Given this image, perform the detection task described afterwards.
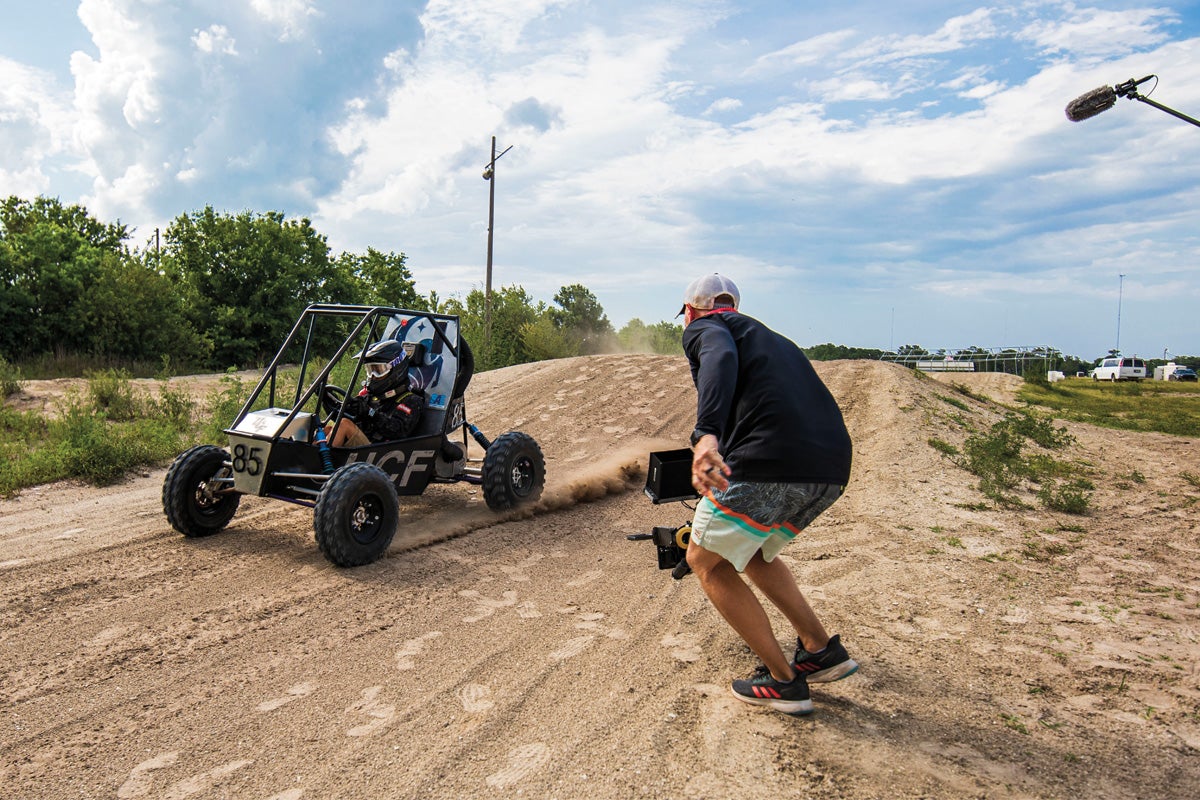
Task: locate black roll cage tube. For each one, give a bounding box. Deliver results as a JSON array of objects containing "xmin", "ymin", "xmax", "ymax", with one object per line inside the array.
[{"xmin": 228, "ymin": 304, "xmax": 462, "ymax": 444}]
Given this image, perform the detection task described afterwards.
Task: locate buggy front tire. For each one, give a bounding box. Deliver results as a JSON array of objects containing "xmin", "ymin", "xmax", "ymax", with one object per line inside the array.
[
  {"xmin": 162, "ymin": 445, "xmax": 241, "ymax": 538},
  {"xmin": 313, "ymin": 463, "xmax": 399, "ymax": 567},
  {"xmin": 482, "ymin": 431, "xmax": 546, "ymax": 511}
]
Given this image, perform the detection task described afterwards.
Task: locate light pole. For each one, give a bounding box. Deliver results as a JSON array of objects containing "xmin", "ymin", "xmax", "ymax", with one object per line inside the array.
[
  {"xmin": 1115, "ymin": 273, "xmax": 1125, "ymax": 354},
  {"xmin": 482, "ymin": 136, "xmax": 513, "ymax": 351}
]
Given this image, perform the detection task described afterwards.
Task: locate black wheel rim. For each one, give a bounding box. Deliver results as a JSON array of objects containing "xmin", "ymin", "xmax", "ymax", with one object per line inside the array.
[
  {"xmin": 192, "ymin": 468, "xmax": 230, "ymax": 518},
  {"xmin": 350, "ymin": 493, "xmax": 385, "ymax": 544},
  {"xmin": 510, "ymin": 456, "xmax": 535, "ymax": 497}
]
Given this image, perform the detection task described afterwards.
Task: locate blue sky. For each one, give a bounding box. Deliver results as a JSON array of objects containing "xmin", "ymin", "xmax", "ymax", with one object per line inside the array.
[{"xmin": 2, "ymin": 1, "xmax": 1198, "ymax": 359}]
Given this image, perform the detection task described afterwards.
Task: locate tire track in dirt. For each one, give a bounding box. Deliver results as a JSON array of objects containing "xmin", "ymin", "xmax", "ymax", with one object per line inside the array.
[{"xmin": 3, "ymin": 358, "xmax": 1198, "ymax": 799}]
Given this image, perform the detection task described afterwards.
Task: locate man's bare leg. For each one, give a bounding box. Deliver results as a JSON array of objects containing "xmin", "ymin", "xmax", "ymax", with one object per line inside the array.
[
  {"xmin": 742, "ymin": 551, "xmax": 830, "ymax": 654},
  {"xmin": 686, "ymin": 543, "xmax": 795, "ymax": 681}
]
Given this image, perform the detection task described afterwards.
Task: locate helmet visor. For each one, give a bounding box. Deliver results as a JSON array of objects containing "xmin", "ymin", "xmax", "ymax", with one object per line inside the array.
[{"xmin": 365, "ymin": 362, "xmax": 392, "ymax": 379}]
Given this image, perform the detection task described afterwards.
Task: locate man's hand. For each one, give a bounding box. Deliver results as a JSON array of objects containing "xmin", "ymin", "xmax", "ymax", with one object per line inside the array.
[{"xmin": 691, "ymin": 434, "xmax": 731, "ymax": 494}]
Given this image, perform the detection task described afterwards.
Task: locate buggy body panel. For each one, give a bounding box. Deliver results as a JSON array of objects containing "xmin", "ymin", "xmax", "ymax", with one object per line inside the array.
[{"xmin": 226, "ymin": 432, "xmax": 446, "ymax": 503}]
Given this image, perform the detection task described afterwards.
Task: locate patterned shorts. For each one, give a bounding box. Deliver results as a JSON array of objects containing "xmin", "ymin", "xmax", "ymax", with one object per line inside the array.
[{"xmin": 689, "ymin": 481, "xmax": 844, "ymax": 572}]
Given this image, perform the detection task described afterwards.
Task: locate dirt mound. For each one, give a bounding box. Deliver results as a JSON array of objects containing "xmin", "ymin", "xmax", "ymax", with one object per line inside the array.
[
  {"xmin": 927, "ymin": 369, "xmax": 1025, "ymax": 405},
  {"xmin": 2, "ymin": 356, "xmax": 1197, "ymax": 799}
]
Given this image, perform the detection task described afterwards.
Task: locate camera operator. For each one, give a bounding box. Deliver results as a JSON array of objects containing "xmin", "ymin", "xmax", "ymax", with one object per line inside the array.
[{"xmin": 680, "ymin": 273, "xmax": 857, "ymax": 717}]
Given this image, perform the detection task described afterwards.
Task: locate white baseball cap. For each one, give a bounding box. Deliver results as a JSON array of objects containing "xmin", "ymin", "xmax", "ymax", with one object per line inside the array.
[{"xmin": 678, "ymin": 273, "xmax": 740, "ymax": 317}]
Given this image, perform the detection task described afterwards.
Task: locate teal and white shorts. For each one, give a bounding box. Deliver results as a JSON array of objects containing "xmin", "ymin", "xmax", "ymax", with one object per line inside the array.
[{"xmin": 690, "ymin": 481, "xmax": 844, "ymax": 572}]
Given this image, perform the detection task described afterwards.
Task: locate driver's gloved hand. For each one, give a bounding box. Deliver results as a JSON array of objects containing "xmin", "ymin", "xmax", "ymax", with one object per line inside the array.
[{"xmin": 341, "ymin": 395, "xmax": 365, "ymax": 421}]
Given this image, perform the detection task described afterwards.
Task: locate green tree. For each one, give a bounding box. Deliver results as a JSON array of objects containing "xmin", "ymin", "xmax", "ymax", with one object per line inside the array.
[
  {"xmin": 162, "ymin": 207, "xmax": 353, "ymax": 367},
  {"xmin": 616, "ymin": 318, "xmax": 683, "ymax": 354},
  {"xmin": 803, "ymin": 343, "xmax": 887, "ymax": 361},
  {"xmin": 550, "ymin": 283, "xmax": 614, "ymax": 354},
  {"xmin": 440, "ymin": 285, "xmax": 543, "ymax": 370},
  {"xmin": 0, "ymin": 196, "xmax": 201, "ymax": 364},
  {"xmin": 522, "ymin": 314, "xmax": 576, "ymax": 361},
  {"xmin": 337, "ymin": 247, "xmax": 427, "ymax": 310}
]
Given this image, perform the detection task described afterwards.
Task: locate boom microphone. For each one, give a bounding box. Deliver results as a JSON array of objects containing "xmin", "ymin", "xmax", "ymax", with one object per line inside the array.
[{"xmin": 1065, "ymin": 86, "xmax": 1117, "ymax": 122}]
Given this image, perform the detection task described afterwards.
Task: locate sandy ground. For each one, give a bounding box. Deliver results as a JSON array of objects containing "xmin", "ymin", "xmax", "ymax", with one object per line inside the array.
[{"xmin": 1, "ymin": 356, "xmax": 1197, "ymax": 800}]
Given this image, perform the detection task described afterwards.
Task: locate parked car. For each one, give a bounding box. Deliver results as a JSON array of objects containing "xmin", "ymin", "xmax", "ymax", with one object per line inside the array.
[
  {"xmin": 1168, "ymin": 366, "xmax": 1197, "ymax": 382},
  {"xmin": 1092, "ymin": 356, "xmax": 1146, "ymax": 381}
]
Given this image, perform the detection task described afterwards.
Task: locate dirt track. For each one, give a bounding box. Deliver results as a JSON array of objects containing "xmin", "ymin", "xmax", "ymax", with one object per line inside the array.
[{"xmin": 2, "ymin": 356, "xmax": 1198, "ymax": 799}]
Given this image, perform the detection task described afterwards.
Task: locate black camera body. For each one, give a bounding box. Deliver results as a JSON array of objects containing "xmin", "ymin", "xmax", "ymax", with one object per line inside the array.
[{"xmin": 628, "ymin": 449, "xmax": 700, "ymax": 579}]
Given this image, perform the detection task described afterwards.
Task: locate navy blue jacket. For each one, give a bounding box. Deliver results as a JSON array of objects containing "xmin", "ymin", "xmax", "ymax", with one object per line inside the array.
[{"xmin": 683, "ymin": 310, "xmax": 852, "ymax": 485}]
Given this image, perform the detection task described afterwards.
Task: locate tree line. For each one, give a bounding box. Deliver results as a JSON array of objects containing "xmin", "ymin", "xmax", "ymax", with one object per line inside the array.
[
  {"xmin": 0, "ymin": 196, "xmax": 681, "ymax": 374},
  {"xmin": 5, "ymin": 196, "xmax": 1187, "ymax": 378}
]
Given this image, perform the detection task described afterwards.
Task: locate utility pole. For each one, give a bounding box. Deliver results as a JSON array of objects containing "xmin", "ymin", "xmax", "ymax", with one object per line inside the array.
[
  {"xmin": 1115, "ymin": 273, "xmax": 1125, "ymax": 354},
  {"xmin": 482, "ymin": 136, "xmax": 513, "ymax": 352}
]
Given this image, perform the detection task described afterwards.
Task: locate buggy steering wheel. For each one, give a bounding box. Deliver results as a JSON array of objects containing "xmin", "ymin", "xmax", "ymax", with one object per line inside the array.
[{"xmin": 320, "ymin": 384, "xmax": 347, "ymax": 423}]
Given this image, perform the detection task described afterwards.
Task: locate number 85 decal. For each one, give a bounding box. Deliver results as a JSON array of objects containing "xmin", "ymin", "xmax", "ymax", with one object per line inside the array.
[{"xmin": 231, "ymin": 443, "xmax": 264, "ymax": 475}]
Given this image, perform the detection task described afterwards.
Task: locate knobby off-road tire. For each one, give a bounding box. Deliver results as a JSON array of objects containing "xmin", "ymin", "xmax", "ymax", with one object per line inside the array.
[
  {"xmin": 482, "ymin": 431, "xmax": 546, "ymax": 511},
  {"xmin": 313, "ymin": 463, "xmax": 399, "ymax": 567},
  {"xmin": 162, "ymin": 444, "xmax": 241, "ymax": 538}
]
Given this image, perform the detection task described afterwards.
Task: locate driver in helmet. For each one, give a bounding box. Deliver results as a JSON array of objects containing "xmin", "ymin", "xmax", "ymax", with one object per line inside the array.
[{"xmin": 326, "ymin": 339, "xmax": 426, "ymax": 447}]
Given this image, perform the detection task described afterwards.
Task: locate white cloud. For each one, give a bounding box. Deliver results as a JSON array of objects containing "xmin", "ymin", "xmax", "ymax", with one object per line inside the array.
[
  {"xmin": 250, "ymin": 0, "xmax": 320, "ymax": 43},
  {"xmin": 845, "ymin": 8, "xmax": 997, "ymax": 65},
  {"xmin": 1019, "ymin": 6, "xmax": 1178, "ymax": 59},
  {"xmin": 68, "ymin": 0, "xmax": 183, "ymax": 218},
  {"xmin": 807, "ymin": 73, "xmax": 923, "ymax": 102},
  {"xmin": 959, "ymin": 80, "xmax": 1005, "ymax": 99},
  {"xmin": 703, "ymin": 96, "xmax": 742, "ymax": 115},
  {"xmin": 418, "ymin": 0, "xmax": 578, "ymax": 57},
  {"xmin": 0, "ymin": 57, "xmax": 77, "ymax": 196},
  {"xmin": 193, "ymin": 25, "xmax": 238, "ymax": 56},
  {"xmin": 746, "ymin": 29, "xmax": 857, "ymax": 76}
]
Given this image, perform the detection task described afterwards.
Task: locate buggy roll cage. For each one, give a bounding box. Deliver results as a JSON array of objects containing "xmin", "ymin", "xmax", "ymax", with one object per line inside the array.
[{"xmin": 227, "ymin": 303, "xmax": 464, "ymax": 446}]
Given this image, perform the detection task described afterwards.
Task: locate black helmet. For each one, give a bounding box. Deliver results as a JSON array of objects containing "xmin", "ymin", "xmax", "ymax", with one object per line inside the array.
[{"xmin": 360, "ymin": 340, "xmax": 411, "ymax": 398}]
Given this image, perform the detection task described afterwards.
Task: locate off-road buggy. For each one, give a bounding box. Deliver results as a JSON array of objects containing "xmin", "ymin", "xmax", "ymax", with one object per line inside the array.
[{"xmin": 162, "ymin": 304, "xmax": 546, "ymax": 567}]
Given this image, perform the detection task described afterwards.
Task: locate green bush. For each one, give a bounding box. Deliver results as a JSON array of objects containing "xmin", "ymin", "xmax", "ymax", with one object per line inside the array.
[
  {"xmin": 202, "ymin": 373, "xmax": 249, "ymax": 443},
  {"xmin": 1038, "ymin": 479, "xmax": 1094, "ymax": 515},
  {"xmin": 48, "ymin": 400, "xmax": 183, "ymax": 485},
  {"xmin": 1009, "ymin": 411, "xmax": 1075, "ymax": 450},
  {"xmin": 86, "ymin": 369, "xmax": 139, "ymax": 421},
  {"xmin": 152, "ymin": 380, "xmax": 197, "ymax": 432},
  {"xmin": 956, "ymin": 410, "xmax": 1091, "ymax": 512},
  {"xmin": 0, "ymin": 356, "xmax": 23, "ymax": 397},
  {"xmin": 961, "ymin": 419, "xmax": 1027, "ymax": 499}
]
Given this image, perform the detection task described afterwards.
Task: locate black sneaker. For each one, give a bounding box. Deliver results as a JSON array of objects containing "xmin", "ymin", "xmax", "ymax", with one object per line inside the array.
[
  {"xmin": 730, "ymin": 666, "xmax": 813, "ymax": 716},
  {"xmin": 793, "ymin": 634, "xmax": 859, "ymax": 683}
]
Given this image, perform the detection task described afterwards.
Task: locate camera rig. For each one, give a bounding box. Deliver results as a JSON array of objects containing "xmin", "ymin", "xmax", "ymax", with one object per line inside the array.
[{"xmin": 628, "ymin": 448, "xmax": 700, "ymax": 579}]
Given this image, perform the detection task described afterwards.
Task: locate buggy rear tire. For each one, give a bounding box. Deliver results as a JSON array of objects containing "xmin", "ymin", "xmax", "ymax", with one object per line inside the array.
[
  {"xmin": 313, "ymin": 463, "xmax": 398, "ymax": 567},
  {"xmin": 482, "ymin": 431, "xmax": 546, "ymax": 511},
  {"xmin": 162, "ymin": 445, "xmax": 241, "ymax": 538}
]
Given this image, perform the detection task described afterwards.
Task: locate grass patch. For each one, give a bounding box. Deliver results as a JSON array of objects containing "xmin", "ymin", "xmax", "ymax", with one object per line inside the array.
[
  {"xmin": 0, "ymin": 362, "xmax": 333, "ymax": 496},
  {"xmin": 0, "ymin": 370, "xmax": 249, "ymax": 496},
  {"xmin": 1000, "ymin": 713, "xmax": 1029, "ymax": 735},
  {"xmin": 14, "ymin": 351, "xmax": 207, "ymax": 380},
  {"xmin": 934, "ymin": 393, "xmax": 971, "ymax": 412},
  {"xmin": 1019, "ymin": 379, "xmax": 1200, "ymax": 437},
  {"xmin": 928, "ymin": 437, "xmax": 959, "ymax": 456}
]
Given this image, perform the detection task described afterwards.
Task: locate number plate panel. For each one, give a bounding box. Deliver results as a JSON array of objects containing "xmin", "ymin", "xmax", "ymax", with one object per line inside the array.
[{"xmin": 227, "ymin": 436, "xmax": 272, "ymax": 495}]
